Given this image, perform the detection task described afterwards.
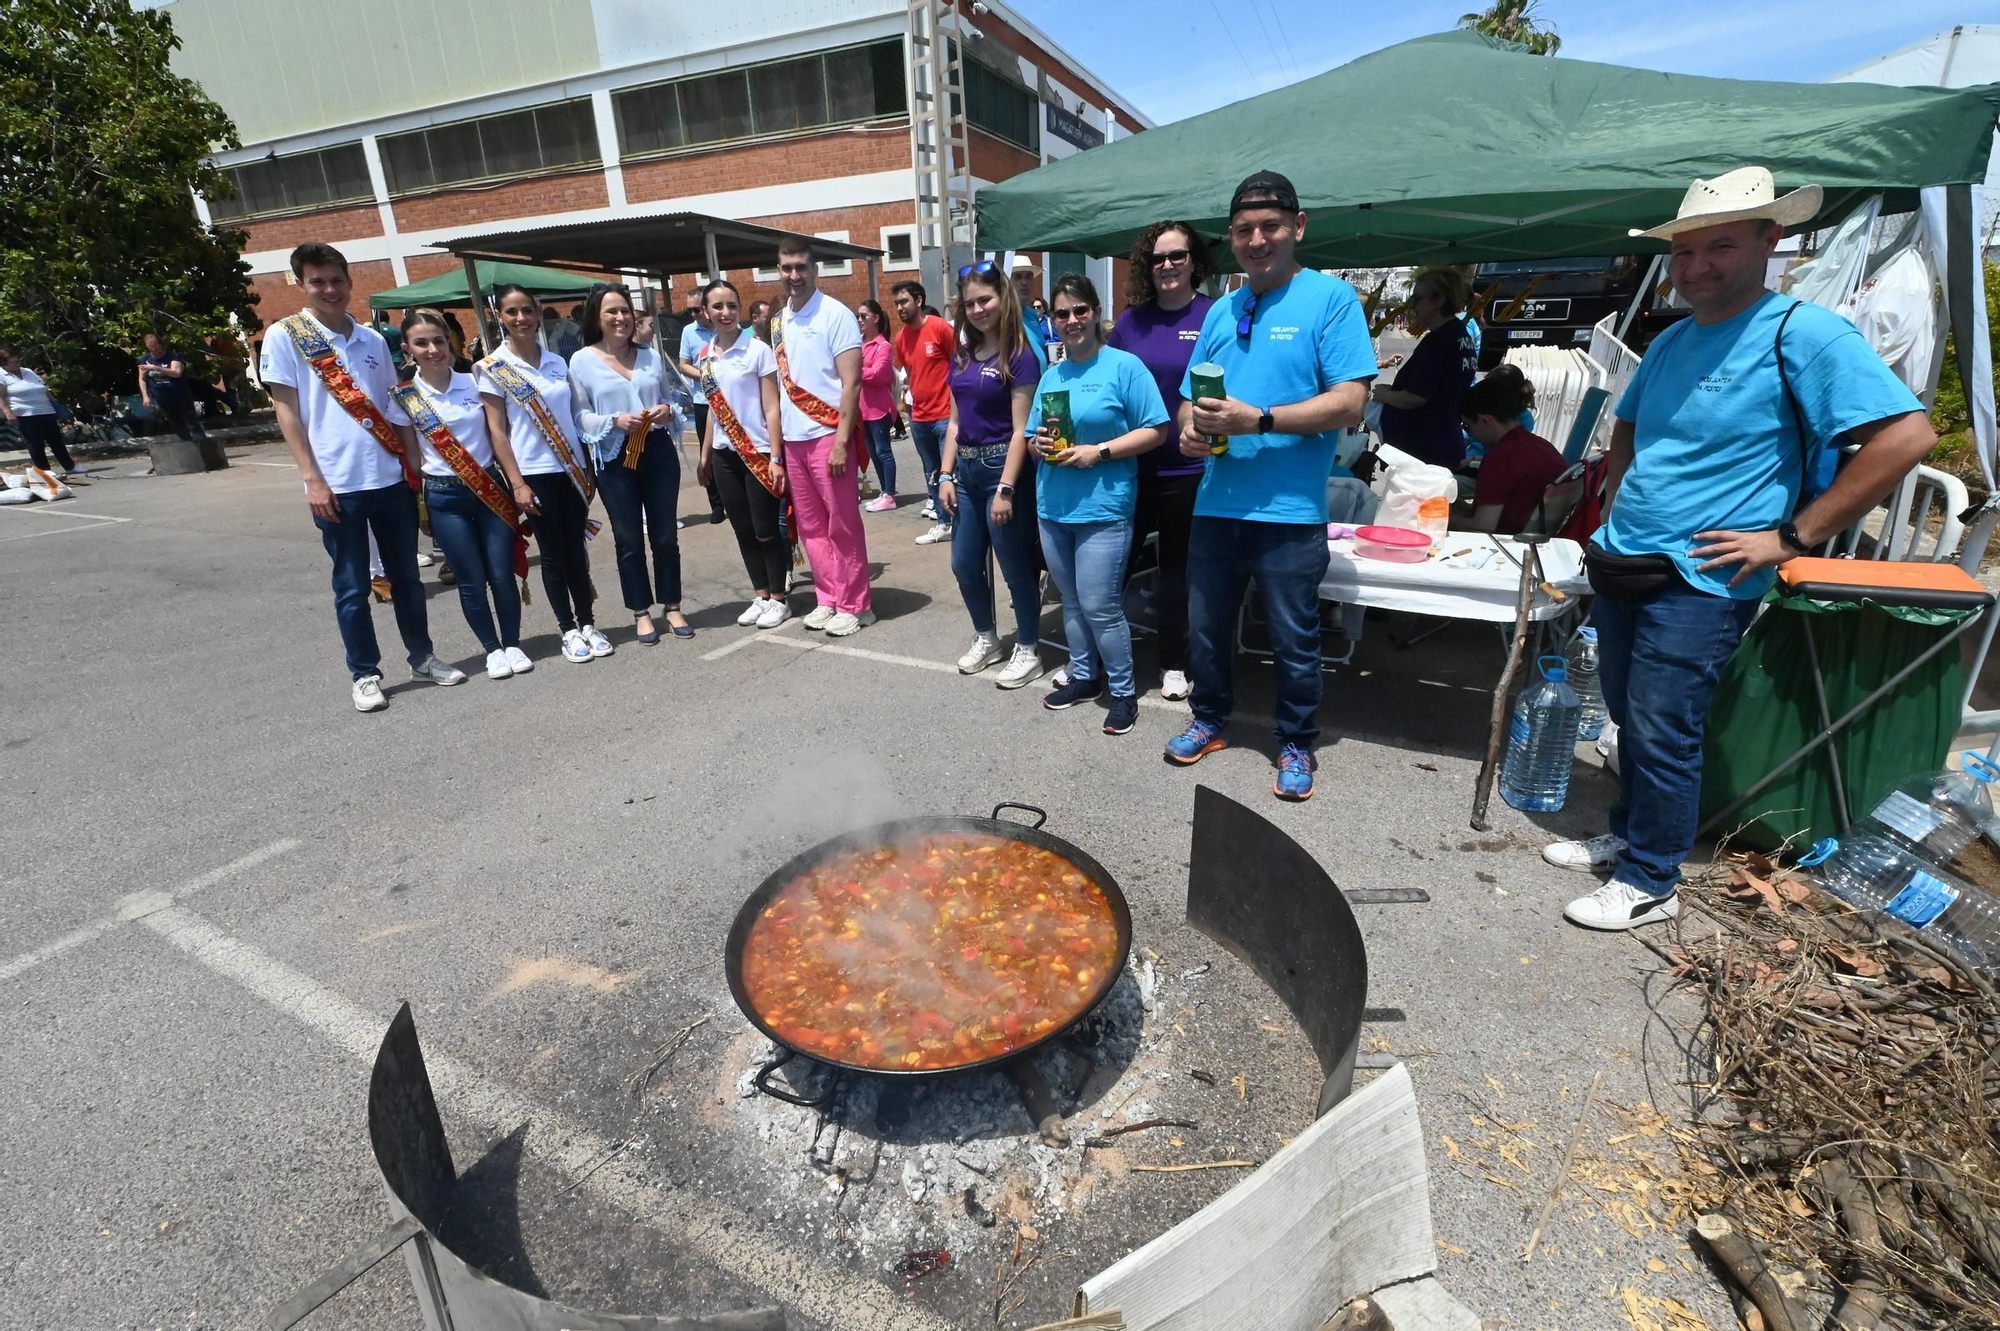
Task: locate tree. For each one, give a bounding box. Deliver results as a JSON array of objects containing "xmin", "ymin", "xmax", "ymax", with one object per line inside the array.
[
  {"xmin": 1457, "ymin": 0, "xmax": 1563, "ymax": 55},
  {"xmin": 0, "ymin": 0, "xmax": 259, "ymax": 403}
]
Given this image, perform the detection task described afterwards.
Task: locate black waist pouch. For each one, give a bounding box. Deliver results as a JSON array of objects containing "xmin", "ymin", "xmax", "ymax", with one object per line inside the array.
[{"xmin": 1585, "ymin": 540, "xmax": 1680, "ymax": 599}]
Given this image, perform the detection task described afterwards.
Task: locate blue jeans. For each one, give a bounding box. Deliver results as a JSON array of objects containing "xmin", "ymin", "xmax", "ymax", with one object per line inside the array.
[
  {"xmin": 425, "ymin": 475, "xmax": 522, "ymax": 653},
  {"xmin": 910, "ymin": 418, "xmax": 947, "ymax": 517},
  {"xmin": 596, "ymin": 430, "xmax": 682, "ymax": 611},
  {"xmin": 1187, "ymin": 516, "xmax": 1331, "ymax": 746},
  {"xmin": 1594, "ymin": 581, "xmax": 1760, "ymax": 897},
  {"xmin": 862, "ymin": 416, "xmax": 898, "ymax": 494},
  {"xmin": 949, "ymin": 452, "xmax": 1040, "ymax": 646},
  {"xmin": 313, "ymin": 482, "xmax": 434, "ymax": 680},
  {"xmin": 1040, "ymin": 517, "xmax": 1135, "ymax": 696}
]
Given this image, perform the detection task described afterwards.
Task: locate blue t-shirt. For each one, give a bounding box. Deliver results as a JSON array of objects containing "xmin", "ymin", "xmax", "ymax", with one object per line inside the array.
[
  {"xmin": 1178, "ymin": 269, "xmax": 1378, "ymax": 524},
  {"xmin": 1027, "ymin": 346, "xmax": 1169, "ymax": 524},
  {"xmin": 1607, "ymin": 292, "xmax": 1922, "ymax": 600},
  {"xmin": 679, "ymin": 321, "xmax": 715, "ymax": 366},
  {"xmin": 1022, "ymin": 314, "xmax": 1050, "ymax": 370}
]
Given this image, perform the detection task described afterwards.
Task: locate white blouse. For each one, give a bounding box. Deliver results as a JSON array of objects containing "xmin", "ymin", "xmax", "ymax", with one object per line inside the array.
[
  {"xmin": 697, "ymin": 334, "xmax": 779, "ymax": 454},
  {"xmin": 567, "ymin": 343, "xmax": 682, "ymax": 467},
  {"xmin": 475, "ymin": 344, "xmax": 586, "ymax": 478},
  {"xmin": 403, "ymin": 371, "xmax": 493, "ymax": 477}
]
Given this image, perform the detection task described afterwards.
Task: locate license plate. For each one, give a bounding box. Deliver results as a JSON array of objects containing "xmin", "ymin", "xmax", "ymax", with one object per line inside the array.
[{"xmin": 1508, "ymin": 329, "xmax": 1545, "ymax": 340}]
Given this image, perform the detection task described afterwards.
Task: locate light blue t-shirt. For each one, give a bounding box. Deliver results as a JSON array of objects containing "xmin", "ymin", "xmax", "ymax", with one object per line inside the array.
[
  {"xmin": 1028, "ymin": 346, "xmax": 1170, "ymax": 524},
  {"xmin": 1179, "ymin": 268, "xmax": 1378, "ymax": 524},
  {"xmin": 679, "ymin": 321, "xmax": 714, "ymax": 366},
  {"xmin": 1022, "ymin": 315, "xmax": 1050, "ymax": 370},
  {"xmin": 1606, "ymin": 292, "xmax": 1923, "ymax": 600}
]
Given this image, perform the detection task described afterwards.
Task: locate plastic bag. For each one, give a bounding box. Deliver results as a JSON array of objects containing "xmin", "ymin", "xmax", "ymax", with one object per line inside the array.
[
  {"xmin": 1374, "ymin": 462, "xmax": 1457, "ymax": 541},
  {"xmin": 1, "ymin": 468, "xmax": 72, "ymax": 501}
]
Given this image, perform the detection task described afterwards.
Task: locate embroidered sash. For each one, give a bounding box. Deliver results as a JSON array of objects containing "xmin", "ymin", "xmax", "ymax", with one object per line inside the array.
[
  {"xmin": 392, "ymin": 380, "xmax": 532, "ymax": 597},
  {"xmin": 702, "ymin": 346, "xmax": 797, "ymax": 557},
  {"xmin": 770, "ymin": 308, "xmax": 842, "ymax": 431},
  {"xmin": 280, "ymin": 313, "xmax": 418, "ymax": 489},
  {"xmin": 478, "ymin": 355, "xmax": 594, "ymax": 503}
]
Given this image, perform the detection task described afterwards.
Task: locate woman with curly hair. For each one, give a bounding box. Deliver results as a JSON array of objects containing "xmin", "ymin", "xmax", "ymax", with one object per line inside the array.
[{"xmin": 1108, "ymin": 221, "xmax": 1215, "ymax": 701}]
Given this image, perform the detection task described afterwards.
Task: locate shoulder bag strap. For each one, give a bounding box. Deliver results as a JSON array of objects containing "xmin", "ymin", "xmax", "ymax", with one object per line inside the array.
[{"xmin": 1775, "ymin": 298, "xmax": 1814, "ymax": 508}]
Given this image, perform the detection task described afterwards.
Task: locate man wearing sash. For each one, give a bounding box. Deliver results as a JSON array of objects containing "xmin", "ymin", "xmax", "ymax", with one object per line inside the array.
[
  {"xmin": 772, "ymin": 240, "xmax": 873, "ymax": 636},
  {"xmin": 262, "ymin": 243, "xmax": 466, "ymax": 712}
]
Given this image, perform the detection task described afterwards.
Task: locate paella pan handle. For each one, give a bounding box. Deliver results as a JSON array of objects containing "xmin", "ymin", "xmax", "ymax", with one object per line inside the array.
[
  {"xmin": 990, "ymin": 801, "xmax": 1049, "ymax": 830},
  {"xmin": 754, "ymin": 1049, "xmax": 838, "ymax": 1108}
]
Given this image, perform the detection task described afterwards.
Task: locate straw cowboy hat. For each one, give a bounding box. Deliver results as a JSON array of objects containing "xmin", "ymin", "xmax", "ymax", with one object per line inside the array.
[
  {"xmin": 1630, "ymin": 166, "xmax": 1823, "ymax": 242},
  {"xmin": 1008, "ymin": 254, "xmax": 1043, "ymax": 276}
]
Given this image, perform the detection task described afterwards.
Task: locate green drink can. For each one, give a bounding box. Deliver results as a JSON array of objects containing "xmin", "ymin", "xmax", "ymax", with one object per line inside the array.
[
  {"xmin": 1188, "ymin": 362, "xmax": 1228, "ymax": 454},
  {"xmin": 1040, "ymin": 389, "xmax": 1073, "ymax": 456}
]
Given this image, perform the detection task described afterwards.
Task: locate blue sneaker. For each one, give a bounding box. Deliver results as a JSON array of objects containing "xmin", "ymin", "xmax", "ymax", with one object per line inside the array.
[
  {"xmin": 1164, "ymin": 720, "xmax": 1227, "ymax": 766},
  {"xmin": 1274, "ymin": 743, "xmax": 1316, "ymax": 801}
]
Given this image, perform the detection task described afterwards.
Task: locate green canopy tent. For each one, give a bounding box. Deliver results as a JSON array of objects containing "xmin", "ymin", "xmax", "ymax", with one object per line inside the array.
[
  {"xmin": 367, "ymin": 260, "xmax": 602, "ymax": 312},
  {"xmin": 975, "ymin": 30, "xmax": 2000, "ymax": 269}
]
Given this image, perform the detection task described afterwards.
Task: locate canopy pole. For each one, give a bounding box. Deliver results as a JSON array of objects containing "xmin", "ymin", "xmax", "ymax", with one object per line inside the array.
[
  {"xmin": 703, "ymin": 228, "xmax": 722, "ymax": 283},
  {"xmin": 459, "ymin": 256, "xmax": 494, "ymax": 352},
  {"xmin": 868, "ymin": 258, "xmax": 881, "ymax": 304},
  {"xmin": 1617, "ymin": 255, "xmax": 1663, "ymax": 344}
]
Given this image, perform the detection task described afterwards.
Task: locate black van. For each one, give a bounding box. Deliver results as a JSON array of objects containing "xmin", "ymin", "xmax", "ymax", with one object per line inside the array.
[{"xmin": 1470, "ymin": 255, "xmax": 1687, "ymax": 370}]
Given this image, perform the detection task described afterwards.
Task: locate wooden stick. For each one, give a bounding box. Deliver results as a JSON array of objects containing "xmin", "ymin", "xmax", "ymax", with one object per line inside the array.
[
  {"xmin": 1522, "ymin": 1069, "xmax": 1601, "ymax": 1261},
  {"xmin": 1694, "ymin": 1213, "xmax": 1812, "ymax": 1331},
  {"xmin": 1084, "ymin": 1117, "xmax": 1197, "ymax": 1148},
  {"xmin": 1130, "ymin": 1160, "xmax": 1257, "ymax": 1173},
  {"xmin": 1472, "ymin": 536, "xmax": 1539, "ymax": 830},
  {"xmin": 1812, "ymin": 1158, "xmax": 1893, "ymax": 1330}
]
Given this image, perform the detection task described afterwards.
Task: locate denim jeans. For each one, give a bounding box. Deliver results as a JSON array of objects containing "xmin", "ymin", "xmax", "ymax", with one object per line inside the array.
[
  {"xmin": 949, "ymin": 451, "xmax": 1040, "ymax": 645},
  {"xmin": 862, "ymin": 415, "xmax": 898, "ymax": 495},
  {"xmin": 910, "ymin": 418, "xmax": 947, "ymax": 517},
  {"xmin": 596, "ymin": 430, "xmax": 682, "ymax": 611},
  {"xmin": 1187, "ymin": 516, "xmax": 1331, "ymax": 745},
  {"xmin": 1041, "ymin": 517, "xmax": 1136, "ymax": 696},
  {"xmin": 1595, "ymin": 580, "xmax": 1760, "ymax": 897},
  {"xmin": 425, "ymin": 474, "xmax": 522, "ymax": 653},
  {"xmin": 1131, "ymin": 469, "xmax": 1201, "ymax": 672},
  {"xmin": 313, "ymin": 482, "xmax": 434, "ymax": 680}
]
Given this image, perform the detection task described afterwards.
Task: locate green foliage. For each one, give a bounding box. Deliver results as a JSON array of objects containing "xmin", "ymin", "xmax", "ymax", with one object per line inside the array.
[
  {"xmin": 0, "ymin": 0, "xmax": 259, "ymax": 400},
  {"xmin": 1457, "ymin": 0, "xmax": 1562, "ymax": 55},
  {"xmin": 1930, "ymin": 258, "xmax": 2000, "ymax": 450}
]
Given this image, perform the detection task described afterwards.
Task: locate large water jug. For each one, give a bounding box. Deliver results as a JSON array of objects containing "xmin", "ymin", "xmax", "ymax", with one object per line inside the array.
[
  {"xmin": 1501, "ymin": 656, "xmax": 1581, "ymax": 813},
  {"xmin": 1567, "ymin": 627, "xmax": 1606, "ymax": 741},
  {"xmin": 1802, "ymin": 833, "xmax": 2000, "ymax": 972},
  {"xmin": 1865, "ymin": 753, "xmax": 2000, "ymax": 862}
]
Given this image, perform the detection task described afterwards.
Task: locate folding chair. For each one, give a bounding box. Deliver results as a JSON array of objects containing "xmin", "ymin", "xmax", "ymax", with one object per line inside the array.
[{"xmin": 1560, "ymin": 387, "xmax": 1610, "ymax": 464}]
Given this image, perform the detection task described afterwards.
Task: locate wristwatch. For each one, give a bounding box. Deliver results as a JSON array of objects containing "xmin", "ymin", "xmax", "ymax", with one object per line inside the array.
[
  {"xmin": 1777, "ymin": 521, "xmax": 1810, "ymax": 554},
  {"xmin": 1257, "ymin": 408, "xmax": 1275, "ymax": 433},
  {"xmin": 1097, "ymin": 444, "xmax": 1112, "ymax": 462},
  {"xmin": 997, "ymin": 482, "xmax": 1015, "ymax": 497}
]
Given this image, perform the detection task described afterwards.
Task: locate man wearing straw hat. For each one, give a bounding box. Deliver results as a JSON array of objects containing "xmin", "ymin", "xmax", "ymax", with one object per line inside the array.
[{"xmin": 1548, "ymin": 167, "xmax": 1935, "ymax": 931}]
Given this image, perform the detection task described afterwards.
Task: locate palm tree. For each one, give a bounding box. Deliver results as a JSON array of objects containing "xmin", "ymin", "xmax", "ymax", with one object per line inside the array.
[{"xmin": 1457, "ymin": 0, "xmax": 1562, "ymax": 55}]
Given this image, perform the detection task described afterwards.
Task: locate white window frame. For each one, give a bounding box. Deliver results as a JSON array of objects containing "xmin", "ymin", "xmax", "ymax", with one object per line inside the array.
[
  {"xmin": 751, "ymin": 260, "xmax": 781, "ymax": 282},
  {"xmin": 815, "ymin": 230, "xmax": 854, "ymax": 278},
  {"xmin": 879, "ymin": 224, "xmax": 919, "ymax": 272}
]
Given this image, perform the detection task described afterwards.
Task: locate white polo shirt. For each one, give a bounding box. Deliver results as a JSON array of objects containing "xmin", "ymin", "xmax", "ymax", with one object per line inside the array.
[
  {"xmin": 775, "ymin": 289, "xmax": 861, "ymax": 442},
  {"xmin": 259, "ymin": 309, "xmax": 410, "ymax": 494},
  {"xmin": 403, "ymin": 372, "xmax": 494, "ymax": 477},
  {"xmin": 0, "ymin": 365, "xmax": 55, "ymax": 416},
  {"xmin": 697, "ymin": 334, "xmax": 779, "ymax": 454},
  {"xmin": 475, "ymin": 344, "xmax": 583, "ymax": 477}
]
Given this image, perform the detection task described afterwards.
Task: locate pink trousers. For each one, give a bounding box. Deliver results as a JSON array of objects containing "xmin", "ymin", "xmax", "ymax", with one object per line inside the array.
[{"xmin": 786, "ymin": 434, "xmax": 873, "ymax": 614}]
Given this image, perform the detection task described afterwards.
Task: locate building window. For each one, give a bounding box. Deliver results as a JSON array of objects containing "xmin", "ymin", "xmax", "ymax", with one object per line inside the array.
[
  {"xmin": 880, "ymin": 225, "xmax": 918, "ymax": 272},
  {"xmin": 380, "ymin": 98, "xmax": 598, "ymax": 196},
  {"xmin": 815, "ymin": 231, "xmax": 853, "ymax": 278},
  {"xmin": 955, "ymin": 52, "xmax": 1039, "ymax": 153},
  {"xmin": 613, "ymin": 38, "xmax": 906, "ymax": 160},
  {"xmin": 206, "ymin": 143, "xmax": 373, "ymax": 221}
]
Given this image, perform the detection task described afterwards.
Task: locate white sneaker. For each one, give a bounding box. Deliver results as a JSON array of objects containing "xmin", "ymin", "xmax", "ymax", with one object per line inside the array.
[
  {"xmin": 921, "ymin": 500, "xmax": 937, "ymax": 519},
  {"xmin": 803, "ymin": 604, "xmax": 838, "ymax": 630},
  {"xmin": 411, "ymin": 653, "xmax": 467, "ymax": 686},
  {"xmin": 865, "ymin": 494, "xmax": 897, "ymax": 512},
  {"xmin": 504, "ymin": 646, "xmax": 534, "ymax": 673},
  {"xmin": 995, "ymin": 644, "xmax": 1044, "ymax": 690},
  {"xmin": 562, "ymin": 629, "xmax": 593, "ymax": 663},
  {"xmin": 582, "ymin": 624, "xmax": 614, "ymax": 657},
  {"xmin": 485, "ymin": 649, "xmax": 513, "ymax": 680},
  {"xmin": 958, "ymin": 633, "xmax": 1004, "ymax": 674},
  {"xmin": 915, "ymin": 523, "xmax": 951, "ymax": 546},
  {"xmin": 1543, "ymin": 834, "xmax": 1628, "ymax": 873},
  {"xmin": 1160, "ymin": 669, "xmax": 1191, "ymax": 701},
  {"xmin": 1563, "ymin": 881, "xmax": 1679, "ymax": 931},
  {"xmin": 351, "ymin": 674, "xmax": 387, "ymax": 712},
  {"xmin": 825, "ymin": 609, "xmax": 875, "ymax": 637},
  {"xmin": 756, "ymin": 598, "xmax": 793, "ymax": 629},
  {"xmin": 737, "ymin": 599, "xmax": 767, "ymax": 626},
  {"xmin": 415, "ymin": 551, "xmax": 435, "ymax": 568}
]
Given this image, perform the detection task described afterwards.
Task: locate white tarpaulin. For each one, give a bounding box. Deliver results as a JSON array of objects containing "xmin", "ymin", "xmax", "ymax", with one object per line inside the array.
[{"xmin": 1786, "ymin": 195, "xmax": 1882, "ymax": 310}]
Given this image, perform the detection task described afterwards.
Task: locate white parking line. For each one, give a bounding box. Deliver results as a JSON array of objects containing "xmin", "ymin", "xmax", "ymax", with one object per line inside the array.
[
  {"xmin": 0, "ymin": 838, "xmax": 301, "ymax": 984},
  {"xmin": 1, "ymin": 505, "xmax": 130, "ymax": 521},
  {"xmin": 242, "ymin": 460, "xmax": 298, "ymax": 469},
  {"xmin": 698, "ymin": 616, "xmax": 800, "ymax": 661},
  {"xmin": 137, "ymin": 901, "xmax": 956, "ymax": 1331}
]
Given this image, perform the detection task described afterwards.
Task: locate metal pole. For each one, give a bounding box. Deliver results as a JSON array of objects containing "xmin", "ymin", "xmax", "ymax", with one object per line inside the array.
[
  {"xmin": 458, "ymin": 255, "xmax": 493, "ymax": 353},
  {"xmin": 868, "ymin": 257, "xmax": 881, "ymax": 304},
  {"xmin": 703, "ymin": 227, "xmax": 722, "ymax": 283}
]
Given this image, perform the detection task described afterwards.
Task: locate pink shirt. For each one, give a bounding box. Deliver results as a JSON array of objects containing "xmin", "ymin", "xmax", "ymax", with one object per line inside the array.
[{"xmin": 859, "ymin": 335, "xmax": 895, "ymax": 421}]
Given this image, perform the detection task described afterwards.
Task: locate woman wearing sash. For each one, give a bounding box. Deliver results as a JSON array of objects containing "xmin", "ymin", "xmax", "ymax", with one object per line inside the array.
[
  {"xmin": 692, "ymin": 280, "xmax": 791, "ymax": 629},
  {"xmin": 569, "ymin": 283, "xmax": 691, "ymax": 643},
  {"xmin": 394, "ymin": 308, "xmax": 532, "ymax": 680},
  {"xmin": 478, "ymin": 284, "xmax": 607, "ymax": 666}
]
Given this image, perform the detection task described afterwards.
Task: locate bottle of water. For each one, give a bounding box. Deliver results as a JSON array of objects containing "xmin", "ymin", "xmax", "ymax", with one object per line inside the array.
[
  {"xmin": 1567, "ymin": 627, "xmax": 1606, "ymax": 740},
  {"xmin": 1865, "ymin": 752, "xmax": 2000, "ymax": 862},
  {"xmin": 1501, "ymin": 655, "xmax": 1581, "ymax": 812},
  {"xmin": 1802, "ymin": 833, "xmax": 2000, "ymax": 972}
]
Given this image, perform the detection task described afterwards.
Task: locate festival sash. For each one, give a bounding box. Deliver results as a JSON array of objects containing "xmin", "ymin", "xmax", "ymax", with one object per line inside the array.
[
  {"xmin": 701, "ymin": 348, "xmax": 797, "ymax": 558},
  {"xmin": 477, "ymin": 355, "xmax": 595, "ymax": 504},
  {"xmin": 770, "ymin": 308, "xmax": 842, "ymax": 432},
  {"xmin": 391, "ymin": 380, "xmax": 532, "ymax": 599},
  {"xmin": 280, "ymin": 314, "xmax": 419, "ymax": 490}
]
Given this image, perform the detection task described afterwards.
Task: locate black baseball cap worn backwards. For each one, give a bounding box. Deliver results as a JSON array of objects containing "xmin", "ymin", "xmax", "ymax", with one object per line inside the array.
[{"xmin": 1230, "ymin": 170, "xmax": 1301, "ymax": 217}]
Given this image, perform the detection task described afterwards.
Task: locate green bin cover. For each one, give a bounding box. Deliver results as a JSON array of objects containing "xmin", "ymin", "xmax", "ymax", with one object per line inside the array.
[{"xmin": 1700, "ymin": 593, "xmax": 1972, "ymax": 852}]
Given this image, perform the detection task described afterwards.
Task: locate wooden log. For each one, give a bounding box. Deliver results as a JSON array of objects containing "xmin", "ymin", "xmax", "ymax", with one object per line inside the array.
[
  {"xmin": 1811, "ymin": 1159, "xmax": 1893, "ymax": 1330},
  {"xmin": 1694, "ymin": 1213, "xmax": 1812, "ymax": 1331}
]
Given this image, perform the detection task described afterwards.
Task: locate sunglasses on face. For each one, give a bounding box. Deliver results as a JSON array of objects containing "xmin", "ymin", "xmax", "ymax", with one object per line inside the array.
[
  {"xmin": 1150, "ymin": 248, "xmax": 1192, "ymax": 268},
  {"xmin": 1051, "ymin": 305, "xmax": 1094, "ymax": 323},
  {"xmin": 1237, "ymin": 289, "xmax": 1261, "ymax": 340}
]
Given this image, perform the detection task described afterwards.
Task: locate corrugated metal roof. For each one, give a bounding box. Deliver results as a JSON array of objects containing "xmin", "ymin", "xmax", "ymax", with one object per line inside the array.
[{"xmin": 439, "ymin": 211, "xmax": 881, "ymax": 277}]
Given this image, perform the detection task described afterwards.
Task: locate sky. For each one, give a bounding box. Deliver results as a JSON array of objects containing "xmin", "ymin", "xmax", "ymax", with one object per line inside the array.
[{"xmin": 1007, "ymin": 0, "xmax": 1998, "ymax": 125}]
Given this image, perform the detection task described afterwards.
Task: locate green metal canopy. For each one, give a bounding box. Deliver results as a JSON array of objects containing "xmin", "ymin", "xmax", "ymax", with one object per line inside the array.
[
  {"xmin": 976, "ymin": 31, "xmax": 2000, "ymax": 267},
  {"xmin": 367, "ymin": 260, "xmax": 602, "ymax": 311}
]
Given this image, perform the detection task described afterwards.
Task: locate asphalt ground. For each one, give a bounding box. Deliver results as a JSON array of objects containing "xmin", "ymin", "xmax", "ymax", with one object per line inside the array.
[{"xmin": 2, "ymin": 438, "xmax": 1738, "ymax": 1330}]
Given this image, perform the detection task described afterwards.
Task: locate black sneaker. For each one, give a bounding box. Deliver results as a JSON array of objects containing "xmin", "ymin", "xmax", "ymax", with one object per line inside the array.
[
  {"xmin": 1103, "ymin": 695, "xmax": 1138, "ymax": 734},
  {"xmin": 1043, "ymin": 676, "xmax": 1104, "ymax": 710}
]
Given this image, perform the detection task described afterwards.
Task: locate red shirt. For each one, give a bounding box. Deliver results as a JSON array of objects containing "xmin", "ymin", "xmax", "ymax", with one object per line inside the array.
[
  {"xmin": 895, "ymin": 314, "xmax": 956, "ymax": 422},
  {"xmin": 1475, "ymin": 424, "xmax": 1567, "ymax": 534}
]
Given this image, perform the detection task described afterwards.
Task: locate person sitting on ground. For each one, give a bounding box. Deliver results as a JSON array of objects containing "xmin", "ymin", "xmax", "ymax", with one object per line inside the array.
[
  {"xmin": 1458, "ymin": 365, "xmax": 1566, "ymax": 535},
  {"xmin": 1368, "ymin": 266, "xmax": 1477, "ymax": 469}
]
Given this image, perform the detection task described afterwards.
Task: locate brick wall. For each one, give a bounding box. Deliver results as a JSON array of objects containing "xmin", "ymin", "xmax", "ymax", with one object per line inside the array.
[
  {"xmin": 621, "ymin": 123, "xmax": 909, "ymax": 204},
  {"xmin": 246, "ymin": 259, "xmax": 396, "ymax": 337},
  {"xmin": 970, "ymin": 129, "xmax": 1039, "ymax": 185},
  {"xmin": 392, "ymin": 169, "xmax": 610, "ymax": 233},
  {"xmin": 239, "ymin": 203, "xmax": 384, "ymax": 256},
  {"xmin": 660, "ymin": 199, "xmax": 919, "ymax": 313},
  {"xmin": 960, "ymin": 1, "xmax": 1147, "ymax": 135}
]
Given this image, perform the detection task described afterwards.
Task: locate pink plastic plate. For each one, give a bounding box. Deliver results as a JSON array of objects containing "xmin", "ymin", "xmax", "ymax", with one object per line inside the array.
[{"xmin": 1353, "ymin": 525, "xmax": 1433, "ymax": 563}]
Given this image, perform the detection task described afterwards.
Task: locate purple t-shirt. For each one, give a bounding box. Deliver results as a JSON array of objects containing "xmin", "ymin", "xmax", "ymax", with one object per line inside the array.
[
  {"xmin": 1110, "ymin": 296, "xmax": 1214, "ymax": 477},
  {"xmin": 1379, "ymin": 319, "xmax": 1477, "ymax": 469},
  {"xmin": 949, "ymin": 347, "xmax": 1041, "ymax": 448}
]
